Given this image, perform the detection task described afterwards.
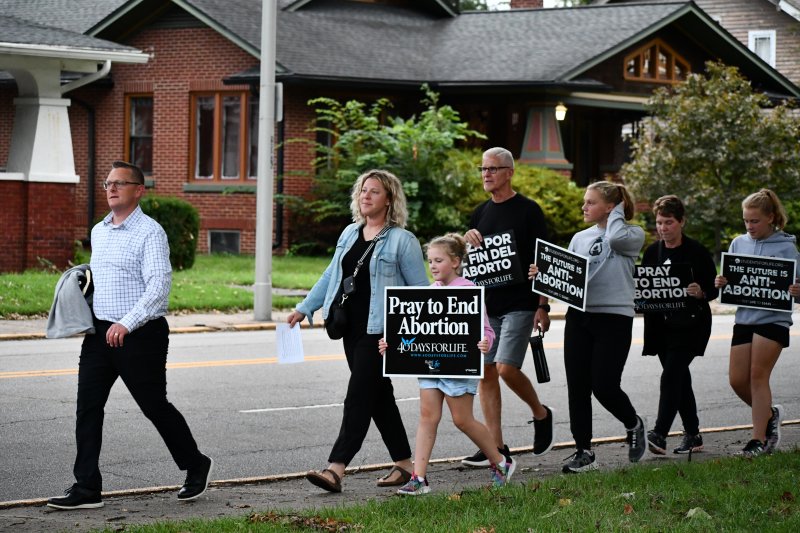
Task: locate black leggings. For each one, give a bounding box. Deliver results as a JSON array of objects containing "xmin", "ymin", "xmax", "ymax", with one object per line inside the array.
[
  {"xmin": 564, "ymin": 309, "xmax": 639, "ymax": 450},
  {"xmin": 654, "ymin": 350, "xmax": 699, "ymax": 436},
  {"xmin": 328, "ymin": 331, "xmax": 411, "ymax": 465}
]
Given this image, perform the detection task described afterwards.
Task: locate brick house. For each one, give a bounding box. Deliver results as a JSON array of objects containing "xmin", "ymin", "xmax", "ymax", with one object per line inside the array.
[{"xmin": 1, "ymin": 0, "xmax": 797, "ymax": 272}]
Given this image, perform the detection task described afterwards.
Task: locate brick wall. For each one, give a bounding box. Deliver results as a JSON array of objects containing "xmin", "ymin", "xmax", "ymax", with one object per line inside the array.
[
  {"xmin": 0, "ymin": 86, "xmax": 15, "ymax": 169},
  {"xmin": 0, "ymin": 181, "xmax": 76, "ymax": 271},
  {"xmin": 65, "ymin": 25, "xmax": 319, "ymax": 255},
  {"xmin": 510, "ymin": 0, "xmax": 544, "ymax": 8}
]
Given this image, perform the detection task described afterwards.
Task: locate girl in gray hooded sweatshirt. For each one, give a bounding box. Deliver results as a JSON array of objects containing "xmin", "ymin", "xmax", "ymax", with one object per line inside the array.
[
  {"xmin": 715, "ymin": 189, "xmax": 800, "ymax": 457},
  {"xmin": 557, "ymin": 181, "xmax": 646, "ymax": 473}
]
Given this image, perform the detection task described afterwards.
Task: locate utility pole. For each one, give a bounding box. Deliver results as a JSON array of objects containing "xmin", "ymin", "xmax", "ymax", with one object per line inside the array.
[{"xmin": 254, "ymin": 0, "xmax": 277, "ymax": 321}]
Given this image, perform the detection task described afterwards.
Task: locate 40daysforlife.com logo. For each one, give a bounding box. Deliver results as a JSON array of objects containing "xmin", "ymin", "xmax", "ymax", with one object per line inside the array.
[{"xmin": 397, "ymin": 336, "xmax": 472, "ymax": 374}]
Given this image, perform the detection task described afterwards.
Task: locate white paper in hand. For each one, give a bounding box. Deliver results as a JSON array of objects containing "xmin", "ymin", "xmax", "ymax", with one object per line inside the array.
[{"xmin": 277, "ymin": 323, "xmax": 304, "ymax": 364}]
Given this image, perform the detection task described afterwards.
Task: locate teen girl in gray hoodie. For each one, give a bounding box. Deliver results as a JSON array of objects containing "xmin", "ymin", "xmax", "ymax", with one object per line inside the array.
[
  {"xmin": 554, "ymin": 181, "xmax": 646, "ymax": 473},
  {"xmin": 715, "ymin": 189, "xmax": 800, "ymax": 457}
]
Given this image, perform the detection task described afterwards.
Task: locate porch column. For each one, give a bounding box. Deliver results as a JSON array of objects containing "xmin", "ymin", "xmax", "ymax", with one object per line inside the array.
[{"xmin": 518, "ymin": 107, "xmax": 572, "ymax": 171}]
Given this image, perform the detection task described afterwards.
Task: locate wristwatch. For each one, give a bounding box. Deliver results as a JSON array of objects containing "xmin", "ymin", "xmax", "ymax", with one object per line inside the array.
[{"xmin": 538, "ymin": 303, "xmax": 551, "ymax": 312}]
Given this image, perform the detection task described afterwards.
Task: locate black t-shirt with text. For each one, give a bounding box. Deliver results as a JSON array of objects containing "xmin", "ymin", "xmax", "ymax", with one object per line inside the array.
[{"xmin": 469, "ymin": 193, "xmax": 548, "ymax": 316}]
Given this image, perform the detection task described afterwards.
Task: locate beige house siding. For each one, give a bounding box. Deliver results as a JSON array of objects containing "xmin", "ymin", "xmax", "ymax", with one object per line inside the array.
[{"xmin": 688, "ymin": 0, "xmax": 800, "ymax": 86}]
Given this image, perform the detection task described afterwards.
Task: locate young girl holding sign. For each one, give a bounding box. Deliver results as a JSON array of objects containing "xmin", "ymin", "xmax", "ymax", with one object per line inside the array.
[
  {"xmin": 531, "ymin": 181, "xmax": 646, "ymax": 473},
  {"xmin": 379, "ymin": 233, "xmax": 515, "ymax": 495},
  {"xmin": 714, "ymin": 189, "xmax": 800, "ymax": 457}
]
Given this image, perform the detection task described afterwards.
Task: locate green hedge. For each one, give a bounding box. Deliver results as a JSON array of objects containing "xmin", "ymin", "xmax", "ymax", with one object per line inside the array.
[{"xmin": 140, "ymin": 195, "xmax": 200, "ymax": 270}]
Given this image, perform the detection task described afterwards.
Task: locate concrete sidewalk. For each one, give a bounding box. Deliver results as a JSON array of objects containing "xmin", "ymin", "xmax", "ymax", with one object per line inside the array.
[{"xmin": 0, "ymin": 424, "xmax": 797, "ymax": 532}]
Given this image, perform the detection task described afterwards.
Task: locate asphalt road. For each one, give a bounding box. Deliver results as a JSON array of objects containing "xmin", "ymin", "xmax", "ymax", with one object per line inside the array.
[{"xmin": 1, "ymin": 314, "xmax": 798, "ymax": 502}]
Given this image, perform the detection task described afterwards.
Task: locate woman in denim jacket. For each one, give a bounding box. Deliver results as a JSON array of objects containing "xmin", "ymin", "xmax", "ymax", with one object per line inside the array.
[{"xmin": 288, "ymin": 169, "xmax": 428, "ymax": 492}]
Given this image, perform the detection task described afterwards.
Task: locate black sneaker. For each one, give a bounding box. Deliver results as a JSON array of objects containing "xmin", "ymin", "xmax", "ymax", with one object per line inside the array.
[
  {"xmin": 46, "ymin": 485, "xmax": 103, "ymax": 510},
  {"xmin": 627, "ymin": 415, "xmax": 646, "ymax": 463},
  {"xmin": 531, "ymin": 405, "xmax": 554, "ymax": 457},
  {"xmin": 647, "ymin": 430, "xmax": 666, "ymax": 455},
  {"xmin": 177, "ymin": 454, "xmax": 214, "ymax": 501},
  {"xmin": 673, "ymin": 433, "xmax": 703, "ymax": 454},
  {"xmin": 562, "ymin": 449, "xmax": 597, "ymax": 474},
  {"xmin": 765, "ymin": 404, "xmax": 784, "ymax": 453},
  {"xmin": 738, "ymin": 439, "xmax": 765, "ymax": 458},
  {"xmin": 462, "ymin": 444, "xmax": 510, "ymax": 468}
]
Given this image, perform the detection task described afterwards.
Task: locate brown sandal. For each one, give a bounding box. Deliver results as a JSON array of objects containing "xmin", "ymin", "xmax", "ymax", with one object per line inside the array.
[
  {"xmin": 376, "ymin": 465, "xmax": 412, "ymax": 487},
  {"xmin": 306, "ymin": 469, "xmax": 342, "ymax": 493}
]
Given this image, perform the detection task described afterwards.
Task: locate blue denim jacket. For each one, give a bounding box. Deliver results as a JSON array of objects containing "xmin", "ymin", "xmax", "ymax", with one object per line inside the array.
[{"xmin": 296, "ymin": 223, "xmax": 428, "ymax": 334}]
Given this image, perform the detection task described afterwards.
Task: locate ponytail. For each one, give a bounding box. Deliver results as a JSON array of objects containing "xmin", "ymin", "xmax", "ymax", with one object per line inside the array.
[
  {"xmin": 587, "ymin": 181, "xmax": 636, "ymax": 220},
  {"xmin": 742, "ymin": 189, "xmax": 787, "ymax": 230}
]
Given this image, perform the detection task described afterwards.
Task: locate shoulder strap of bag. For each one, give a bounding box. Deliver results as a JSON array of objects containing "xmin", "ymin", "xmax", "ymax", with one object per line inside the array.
[{"xmin": 352, "ymin": 224, "xmax": 391, "ymax": 278}]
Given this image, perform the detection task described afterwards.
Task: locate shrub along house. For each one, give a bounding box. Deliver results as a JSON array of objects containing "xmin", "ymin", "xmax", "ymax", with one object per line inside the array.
[{"xmin": 1, "ymin": 0, "xmax": 798, "ymax": 271}]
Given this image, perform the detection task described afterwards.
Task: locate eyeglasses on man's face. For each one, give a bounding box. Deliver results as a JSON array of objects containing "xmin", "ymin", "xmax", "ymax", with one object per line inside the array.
[
  {"xmin": 102, "ymin": 180, "xmax": 142, "ymax": 190},
  {"xmin": 477, "ymin": 166, "xmax": 511, "ymax": 175}
]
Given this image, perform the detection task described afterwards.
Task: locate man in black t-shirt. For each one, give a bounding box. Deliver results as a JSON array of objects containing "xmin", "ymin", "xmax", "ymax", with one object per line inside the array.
[{"xmin": 461, "ymin": 147, "xmax": 555, "ymax": 467}]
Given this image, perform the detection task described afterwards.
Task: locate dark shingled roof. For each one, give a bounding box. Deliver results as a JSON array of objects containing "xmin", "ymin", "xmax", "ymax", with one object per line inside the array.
[
  {"xmin": 3, "ymin": 0, "xmax": 797, "ymax": 96},
  {"xmin": 182, "ymin": 0, "xmax": 690, "ymax": 83},
  {"xmin": 0, "ymin": 0, "xmax": 128, "ymax": 34},
  {"xmin": 0, "ymin": 13, "xmax": 138, "ymax": 52}
]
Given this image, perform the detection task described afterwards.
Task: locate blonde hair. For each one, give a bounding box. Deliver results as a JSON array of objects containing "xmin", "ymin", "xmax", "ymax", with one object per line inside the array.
[
  {"xmin": 350, "ymin": 169, "xmax": 408, "ymax": 228},
  {"xmin": 587, "ymin": 180, "xmax": 636, "ymax": 220},
  {"xmin": 427, "ymin": 233, "xmax": 467, "ymax": 275},
  {"xmin": 742, "ymin": 188, "xmax": 787, "ymax": 230}
]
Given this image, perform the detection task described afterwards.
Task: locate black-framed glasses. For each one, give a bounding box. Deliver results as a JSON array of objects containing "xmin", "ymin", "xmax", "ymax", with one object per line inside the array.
[
  {"xmin": 477, "ymin": 166, "xmax": 511, "ymax": 175},
  {"xmin": 102, "ymin": 180, "xmax": 142, "ymax": 190}
]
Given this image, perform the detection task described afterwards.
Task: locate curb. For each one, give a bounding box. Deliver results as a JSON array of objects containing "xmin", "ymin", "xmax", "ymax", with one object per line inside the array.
[
  {"xmin": 0, "ymin": 312, "xmax": 569, "ymax": 341},
  {"xmin": 2, "ymin": 420, "xmax": 795, "ymax": 510}
]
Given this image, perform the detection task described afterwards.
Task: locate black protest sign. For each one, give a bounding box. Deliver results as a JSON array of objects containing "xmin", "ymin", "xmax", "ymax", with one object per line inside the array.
[
  {"xmin": 634, "ymin": 263, "xmax": 694, "ymax": 313},
  {"xmin": 383, "ymin": 286, "xmax": 484, "ymax": 378},
  {"xmin": 720, "ymin": 253, "xmax": 796, "ymax": 312},
  {"xmin": 463, "ymin": 230, "xmax": 523, "ymax": 288},
  {"xmin": 532, "ymin": 239, "xmax": 588, "ymax": 311}
]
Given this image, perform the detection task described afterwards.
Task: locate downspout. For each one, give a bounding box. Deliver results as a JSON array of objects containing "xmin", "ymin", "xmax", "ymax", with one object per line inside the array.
[
  {"xmin": 60, "ymin": 61, "xmax": 111, "ymax": 243},
  {"xmin": 59, "ymin": 60, "xmax": 111, "ymax": 95},
  {"xmin": 72, "ymin": 99, "xmax": 96, "ymax": 244}
]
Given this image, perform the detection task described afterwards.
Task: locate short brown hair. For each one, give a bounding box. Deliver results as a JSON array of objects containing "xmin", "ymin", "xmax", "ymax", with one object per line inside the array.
[
  {"xmin": 652, "ymin": 195, "xmax": 685, "ymax": 221},
  {"xmin": 111, "ymin": 160, "xmax": 144, "ymax": 184}
]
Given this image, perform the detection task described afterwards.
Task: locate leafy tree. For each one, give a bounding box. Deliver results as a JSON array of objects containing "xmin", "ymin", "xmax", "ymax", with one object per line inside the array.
[
  {"xmin": 302, "ymin": 85, "xmax": 486, "ymax": 240},
  {"xmin": 622, "ymin": 61, "xmax": 800, "ymax": 257},
  {"xmin": 460, "ymin": 0, "xmax": 491, "ymax": 10}
]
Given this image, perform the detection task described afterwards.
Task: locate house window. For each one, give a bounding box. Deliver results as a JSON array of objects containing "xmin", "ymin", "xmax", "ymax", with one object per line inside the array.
[
  {"xmin": 190, "ymin": 92, "xmax": 258, "ymax": 182},
  {"xmin": 748, "ymin": 30, "xmax": 776, "ymax": 67},
  {"xmin": 125, "ymin": 95, "xmax": 153, "ymax": 175},
  {"xmin": 624, "ymin": 39, "xmax": 690, "ymax": 84},
  {"xmin": 209, "ymin": 230, "xmax": 241, "ymax": 254}
]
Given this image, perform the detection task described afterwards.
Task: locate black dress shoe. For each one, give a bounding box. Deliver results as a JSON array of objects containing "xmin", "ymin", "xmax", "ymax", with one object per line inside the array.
[
  {"xmin": 177, "ymin": 454, "xmax": 214, "ymax": 501},
  {"xmin": 47, "ymin": 484, "xmax": 103, "ymax": 510}
]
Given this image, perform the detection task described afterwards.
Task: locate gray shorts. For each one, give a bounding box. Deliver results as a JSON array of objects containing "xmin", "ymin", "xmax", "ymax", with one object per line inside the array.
[{"xmin": 484, "ymin": 311, "xmax": 534, "ymax": 368}]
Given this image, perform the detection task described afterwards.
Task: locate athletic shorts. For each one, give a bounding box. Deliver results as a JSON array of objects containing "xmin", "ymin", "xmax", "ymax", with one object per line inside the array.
[
  {"xmin": 419, "ymin": 377, "xmax": 478, "ymax": 397},
  {"xmin": 484, "ymin": 311, "xmax": 534, "ymax": 368},
  {"xmin": 731, "ymin": 323, "xmax": 790, "ymax": 348}
]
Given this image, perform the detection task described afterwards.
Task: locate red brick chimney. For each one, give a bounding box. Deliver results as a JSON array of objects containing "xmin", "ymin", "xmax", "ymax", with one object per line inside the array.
[{"xmin": 510, "ymin": 0, "xmax": 544, "ymax": 8}]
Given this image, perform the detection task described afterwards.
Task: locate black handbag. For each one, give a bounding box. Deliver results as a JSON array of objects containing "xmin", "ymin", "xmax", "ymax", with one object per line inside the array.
[
  {"xmin": 324, "ymin": 225, "xmax": 391, "ymax": 340},
  {"xmin": 324, "ymin": 291, "xmax": 348, "ymax": 340},
  {"xmin": 529, "ymin": 330, "xmax": 551, "ymax": 384}
]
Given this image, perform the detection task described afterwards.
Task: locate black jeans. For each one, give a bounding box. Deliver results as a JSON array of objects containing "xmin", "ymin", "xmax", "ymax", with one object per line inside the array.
[
  {"xmin": 328, "ymin": 331, "xmax": 411, "ymax": 465},
  {"xmin": 654, "ymin": 350, "xmax": 699, "ymax": 436},
  {"xmin": 564, "ymin": 309, "xmax": 639, "ymax": 450},
  {"xmin": 74, "ymin": 317, "xmax": 203, "ymax": 491}
]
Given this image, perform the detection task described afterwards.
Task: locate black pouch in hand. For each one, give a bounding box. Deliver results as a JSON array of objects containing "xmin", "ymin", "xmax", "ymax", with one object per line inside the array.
[
  {"xmin": 529, "ymin": 331, "xmax": 550, "ymax": 384},
  {"xmin": 324, "ymin": 293, "xmax": 348, "ymax": 340}
]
